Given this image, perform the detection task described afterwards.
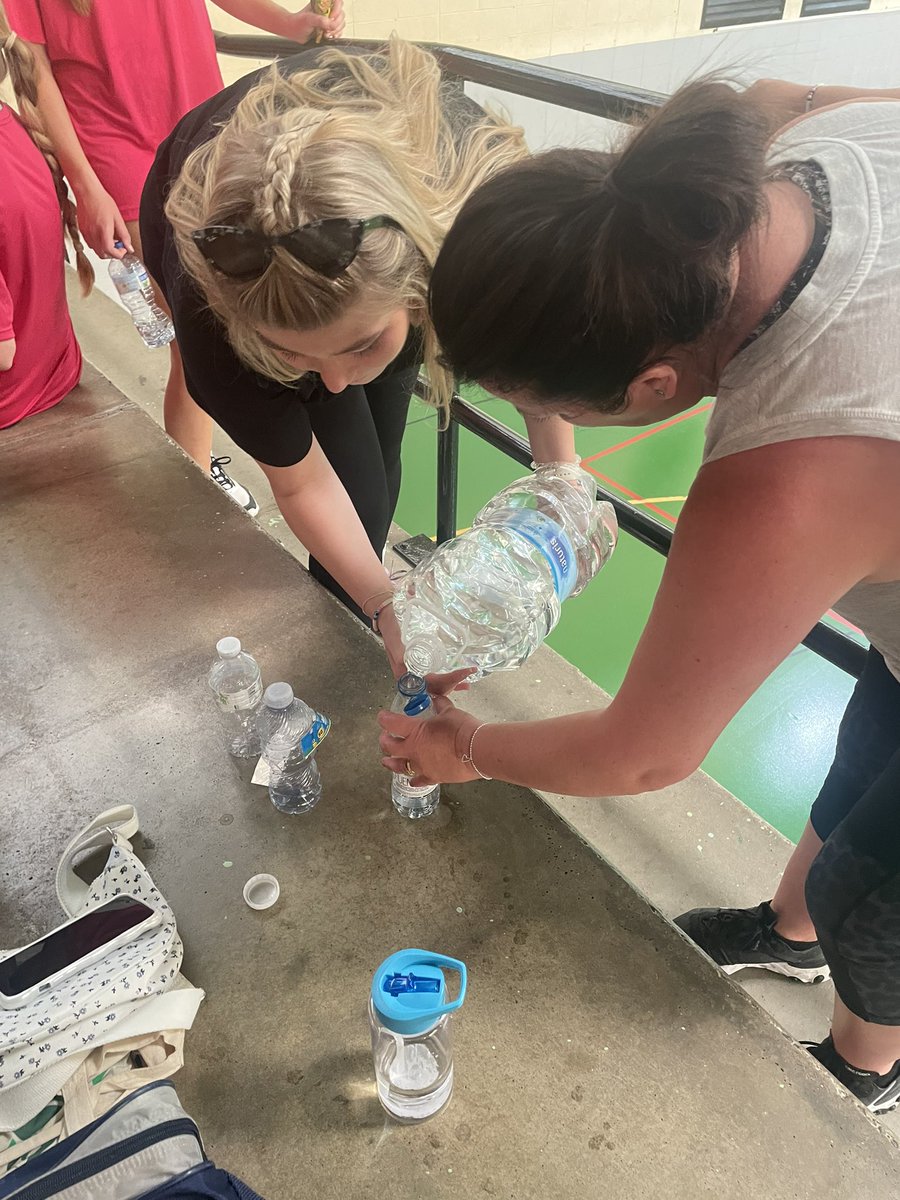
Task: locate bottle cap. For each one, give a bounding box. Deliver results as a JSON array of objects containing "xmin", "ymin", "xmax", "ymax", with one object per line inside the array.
[
  {"xmin": 371, "ymin": 949, "xmax": 467, "ymax": 1036},
  {"xmin": 216, "ymin": 636, "xmax": 241, "ymax": 659},
  {"xmin": 403, "ymin": 692, "xmax": 431, "ymax": 718},
  {"xmin": 243, "ymin": 873, "xmax": 280, "ymax": 910},
  {"xmin": 113, "ymin": 240, "xmax": 125, "ymax": 250},
  {"xmin": 263, "ymin": 682, "xmax": 294, "ymax": 710}
]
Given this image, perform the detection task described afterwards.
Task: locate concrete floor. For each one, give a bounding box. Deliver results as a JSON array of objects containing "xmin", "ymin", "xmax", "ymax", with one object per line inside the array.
[{"xmin": 3, "ymin": 368, "xmax": 900, "ymax": 1197}]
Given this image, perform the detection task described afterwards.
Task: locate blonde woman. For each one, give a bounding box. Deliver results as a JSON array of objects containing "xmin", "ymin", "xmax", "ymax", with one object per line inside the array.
[
  {"xmin": 0, "ymin": 7, "xmax": 91, "ymax": 428},
  {"xmin": 5, "ymin": 0, "xmax": 345, "ymax": 512},
  {"xmin": 141, "ymin": 39, "xmax": 576, "ymax": 674}
]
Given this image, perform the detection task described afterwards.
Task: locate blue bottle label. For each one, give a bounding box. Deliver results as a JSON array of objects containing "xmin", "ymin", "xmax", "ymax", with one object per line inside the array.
[
  {"xmin": 300, "ymin": 713, "xmax": 331, "ymax": 758},
  {"xmin": 503, "ymin": 510, "xmax": 577, "ymax": 600}
]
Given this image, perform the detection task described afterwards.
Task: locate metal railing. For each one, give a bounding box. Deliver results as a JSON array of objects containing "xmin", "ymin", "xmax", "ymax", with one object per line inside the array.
[{"xmin": 214, "ymin": 33, "xmax": 867, "ymax": 679}]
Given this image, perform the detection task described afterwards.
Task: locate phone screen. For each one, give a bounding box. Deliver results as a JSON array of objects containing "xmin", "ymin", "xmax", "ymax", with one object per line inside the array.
[{"xmin": 0, "ymin": 897, "xmax": 155, "ymax": 998}]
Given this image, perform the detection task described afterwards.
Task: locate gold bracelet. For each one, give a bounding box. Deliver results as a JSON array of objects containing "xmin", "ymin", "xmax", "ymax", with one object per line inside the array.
[{"xmin": 461, "ymin": 722, "xmax": 492, "ymax": 780}]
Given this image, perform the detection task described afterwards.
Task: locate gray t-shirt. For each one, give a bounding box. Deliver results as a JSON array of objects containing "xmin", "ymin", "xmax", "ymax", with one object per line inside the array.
[{"xmin": 704, "ymin": 101, "xmax": 900, "ymax": 680}]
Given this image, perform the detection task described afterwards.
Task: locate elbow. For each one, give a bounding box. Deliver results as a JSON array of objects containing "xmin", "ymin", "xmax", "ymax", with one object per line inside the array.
[
  {"xmin": 0, "ymin": 340, "xmax": 16, "ymax": 372},
  {"xmin": 612, "ymin": 749, "xmax": 705, "ymax": 797}
]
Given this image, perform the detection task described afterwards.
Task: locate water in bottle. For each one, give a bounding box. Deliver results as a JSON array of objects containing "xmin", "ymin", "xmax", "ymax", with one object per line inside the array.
[
  {"xmin": 369, "ymin": 949, "xmax": 467, "ymax": 1123},
  {"xmin": 389, "ymin": 675, "xmax": 440, "ymax": 819},
  {"xmin": 108, "ymin": 243, "xmax": 175, "ymax": 348},
  {"xmin": 207, "ymin": 636, "xmax": 263, "ymax": 758},
  {"xmin": 395, "ymin": 463, "xmax": 617, "ymax": 678},
  {"xmin": 257, "ymin": 682, "xmax": 330, "ymax": 814}
]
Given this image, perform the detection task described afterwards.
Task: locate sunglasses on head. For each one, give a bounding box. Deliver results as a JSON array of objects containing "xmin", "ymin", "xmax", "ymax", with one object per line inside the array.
[{"xmin": 190, "ymin": 215, "xmax": 404, "ymax": 281}]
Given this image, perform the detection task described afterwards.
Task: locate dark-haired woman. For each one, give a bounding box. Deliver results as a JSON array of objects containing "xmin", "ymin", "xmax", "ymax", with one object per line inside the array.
[{"xmin": 379, "ymin": 79, "xmax": 900, "ymax": 1110}]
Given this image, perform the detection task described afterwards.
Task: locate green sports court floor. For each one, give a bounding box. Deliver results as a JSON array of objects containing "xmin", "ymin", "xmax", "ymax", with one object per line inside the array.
[{"xmin": 395, "ymin": 389, "xmax": 865, "ymax": 844}]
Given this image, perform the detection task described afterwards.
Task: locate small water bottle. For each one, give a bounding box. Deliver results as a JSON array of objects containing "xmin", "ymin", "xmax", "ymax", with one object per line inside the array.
[
  {"xmin": 108, "ymin": 242, "xmax": 175, "ymax": 348},
  {"xmin": 389, "ymin": 675, "xmax": 440, "ymax": 819},
  {"xmin": 369, "ymin": 949, "xmax": 467, "ymax": 1123},
  {"xmin": 207, "ymin": 636, "xmax": 263, "ymax": 758},
  {"xmin": 257, "ymin": 682, "xmax": 330, "ymax": 814}
]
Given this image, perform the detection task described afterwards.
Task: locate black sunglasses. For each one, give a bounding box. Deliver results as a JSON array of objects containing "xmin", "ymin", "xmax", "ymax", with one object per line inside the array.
[{"xmin": 190, "ymin": 215, "xmax": 404, "ymax": 281}]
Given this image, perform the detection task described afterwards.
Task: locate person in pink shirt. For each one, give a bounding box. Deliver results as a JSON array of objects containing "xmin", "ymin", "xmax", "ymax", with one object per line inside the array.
[
  {"xmin": 0, "ymin": 9, "xmax": 89, "ymax": 429},
  {"xmin": 4, "ymin": 0, "xmax": 344, "ymax": 510}
]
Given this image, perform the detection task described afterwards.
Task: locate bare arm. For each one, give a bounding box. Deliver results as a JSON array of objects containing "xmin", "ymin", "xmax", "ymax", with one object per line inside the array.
[
  {"xmin": 382, "ymin": 436, "xmax": 898, "ymax": 794},
  {"xmin": 259, "ymin": 438, "xmax": 404, "ymax": 673},
  {"xmin": 523, "ymin": 414, "xmax": 579, "ymax": 465},
  {"xmin": 0, "ymin": 340, "xmax": 15, "ymax": 371},
  {"xmin": 746, "ymin": 78, "xmax": 900, "ymax": 134},
  {"xmin": 210, "ymin": 0, "xmax": 344, "ymax": 41},
  {"xmin": 26, "ymin": 42, "xmax": 130, "ymax": 256}
]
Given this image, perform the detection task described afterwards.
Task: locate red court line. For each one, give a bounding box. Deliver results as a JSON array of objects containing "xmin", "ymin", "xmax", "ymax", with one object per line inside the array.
[
  {"xmin": 581, "ymin": 403, "xmax": 714, "ymax": 465},
  {"xmin": 826, "ymin": 610, "xmax": 862, "ymax": 635},
  {"xmin": 584, "ymin": 465, "xmax": 680, "ymax": 524}
]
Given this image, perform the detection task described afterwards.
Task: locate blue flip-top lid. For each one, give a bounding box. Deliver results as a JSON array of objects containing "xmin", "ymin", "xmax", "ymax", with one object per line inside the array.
[{"xmin": 371, "ymin": 949, "xmax": 467, "ymax": 1036}]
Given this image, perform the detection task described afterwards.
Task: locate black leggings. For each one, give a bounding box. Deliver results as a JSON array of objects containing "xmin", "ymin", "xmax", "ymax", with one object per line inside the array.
[
  {"xmin": 304, "ymin": 366, "xmax": 417, "ymax": 620},
  {"xmin": 805, "ymin": 649, "xmax": 900, "ymax": 1023}
]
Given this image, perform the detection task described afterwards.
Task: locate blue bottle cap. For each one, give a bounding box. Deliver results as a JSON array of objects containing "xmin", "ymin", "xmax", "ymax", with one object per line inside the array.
[
  {"xmin": 371, "ymin": 949, "xmax": 467, "ymax": 1036},
  {"xmin": 403, "ymin": 691, "xmax": 431, "ymax": 718}
]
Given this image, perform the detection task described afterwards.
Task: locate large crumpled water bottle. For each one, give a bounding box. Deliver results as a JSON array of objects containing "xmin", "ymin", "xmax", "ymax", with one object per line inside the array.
[
  {"xmin": 369, "ymin": 949, "xmax": 467, "ymax": 1122},
  {"xmin": 394, "ymin": 463, "xmax": 617, "ymax": 678}
]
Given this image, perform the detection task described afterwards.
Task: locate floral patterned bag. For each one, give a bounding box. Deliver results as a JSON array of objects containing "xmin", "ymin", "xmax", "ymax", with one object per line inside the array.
[{"xmin": 0, "ymin": 808, "xmax": 184, "ymax": 1095}]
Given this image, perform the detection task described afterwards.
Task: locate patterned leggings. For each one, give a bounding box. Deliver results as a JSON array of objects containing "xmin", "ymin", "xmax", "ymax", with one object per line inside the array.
[{"xmin": 806, "ymin": 649, "xmax": 900, "ymax": 1023}]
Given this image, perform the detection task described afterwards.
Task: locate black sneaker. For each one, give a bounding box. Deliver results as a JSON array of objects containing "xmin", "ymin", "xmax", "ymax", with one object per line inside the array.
[
  {"xmin": 807, "ymin": 1035, "xmax": 900, "ymax": 1113},
  {"xmin": 210, "ymin": 456, "xmax": 259, "ymax": 516},
  {"xmin": 675, "ymin": 900, "xmax": 830, "ymax": 984}
]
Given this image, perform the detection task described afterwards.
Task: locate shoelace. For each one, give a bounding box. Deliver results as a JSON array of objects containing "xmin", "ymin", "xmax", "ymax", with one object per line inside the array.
[
  {"xmin": 698, "ymin": 906, "xmax": 774, "ymax": 951},
  {"xmin": 210, "ymin": 455, "xmax": 235, "ymax": 490}
]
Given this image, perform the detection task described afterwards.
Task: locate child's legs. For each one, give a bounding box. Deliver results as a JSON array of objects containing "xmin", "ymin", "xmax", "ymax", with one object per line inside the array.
[{"xmin": 126, "ymin": 220, "xmax": 212, "ymax": 467}]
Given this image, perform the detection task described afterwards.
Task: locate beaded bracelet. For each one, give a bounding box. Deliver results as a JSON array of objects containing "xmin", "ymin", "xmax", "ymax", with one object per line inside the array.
[
  {"xmin": 804, "ymin": 84, "xmax": 821, "ymax": 113},
  {"xmin": 461, "ymin": 723, "xmax": 492, "ymax": 780},
  {"xmin": 371, "ymin": 596, "xmax": 395, "ymax": 637}
]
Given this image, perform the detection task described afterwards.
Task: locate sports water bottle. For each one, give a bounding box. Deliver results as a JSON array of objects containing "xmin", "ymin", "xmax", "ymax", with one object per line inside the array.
[
  {"xmin": 389, "ymin": 675, "xmax": 440, "ymax": 819},
  {"xmin": 369, "ymin": 949, "xmax": 467, "ymax": 1123},
  {"xmin": 257, "ymin": 682, "xmax": 330, "ymax": 814},
  {"xmin": 207, "ymin": 636, "xmax": 263, "ymax": 758},
  {"xmin": 395, "ymin": 463, "xmax": 617, "ymax": 678},
  {"xmin": 108, "ymin": 243, "xmax": 175, "ymax": 348}
]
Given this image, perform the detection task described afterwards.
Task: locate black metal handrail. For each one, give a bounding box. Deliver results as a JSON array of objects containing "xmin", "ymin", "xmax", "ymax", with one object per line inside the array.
[{"xmin": 214, "ymin": 32, "xmax": 867, "ymax": 679}]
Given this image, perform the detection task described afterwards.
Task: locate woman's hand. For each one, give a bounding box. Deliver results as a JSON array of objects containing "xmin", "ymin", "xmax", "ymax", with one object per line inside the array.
[
  {"xmin": 74, "ymin": 184, "xmax": 131, "ymax": 258},
  {"xmin": 280, "ymin": 0, "xmax": 345, "ymax": 42},
  {"xmin": 379, "ymin": 693, "xmax": 481, "ymax": 786}
]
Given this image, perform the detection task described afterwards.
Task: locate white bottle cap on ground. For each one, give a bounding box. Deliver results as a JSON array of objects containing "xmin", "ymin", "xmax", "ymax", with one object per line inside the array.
[
  {"xmin": 216, "ymin": 636, "xmax": 241, "ymax": 658},
  {"xmin": 264, "ymin": 682, "xmax": 294, "ymax": 709},
  {"xmin": 243, "ymin": 873, "xmax": 280, "ymax": 910}
]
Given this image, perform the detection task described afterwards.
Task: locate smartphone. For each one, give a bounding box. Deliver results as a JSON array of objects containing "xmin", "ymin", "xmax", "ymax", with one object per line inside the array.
[
  {"xmin": 0, "ymin": 896, "xmax": 162, "ymax": 1009},
  {"xmin": 391, "ymin": 533, "xmax": 436, "ymax": 568}
]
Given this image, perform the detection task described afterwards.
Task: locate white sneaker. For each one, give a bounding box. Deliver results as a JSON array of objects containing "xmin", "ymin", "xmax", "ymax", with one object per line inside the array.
[{"xmin": 210, "ymin": 455, "xmax": 259, "ymax": 516}]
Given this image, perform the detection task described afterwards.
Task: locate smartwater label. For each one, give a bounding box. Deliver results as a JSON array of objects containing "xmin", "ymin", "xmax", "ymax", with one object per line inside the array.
[
  {"xmin": 504, "ymin": 510, "xmax": 577, "ymax": 600},
  {"xmin": 215, "ymin": 678, "xmax": 263, "ymax": 714}
]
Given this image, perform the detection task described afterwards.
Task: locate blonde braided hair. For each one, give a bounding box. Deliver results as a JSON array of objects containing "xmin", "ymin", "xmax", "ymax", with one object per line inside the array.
[
  {"xmin": 0, "ymin": 5, "xmax": 94, "ymax": 294},
  {"xmin": 167, "ymin": 38, "xmax": 527, "ymax": 419}
]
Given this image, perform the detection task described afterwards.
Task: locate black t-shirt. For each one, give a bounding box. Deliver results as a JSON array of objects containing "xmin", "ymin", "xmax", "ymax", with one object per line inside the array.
[{"xmin": 140, "ymin": 48, "xmax": 477, "ymax": 468}]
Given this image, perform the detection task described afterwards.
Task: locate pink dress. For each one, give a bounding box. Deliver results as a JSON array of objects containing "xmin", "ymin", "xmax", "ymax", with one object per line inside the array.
[
  {"xmin": 5, "ymin": 0, "xmax": 224, "ymax": 220},
  {"xmin": 0, "ymin": 105, "xmax": 82, "ymax": 428}
]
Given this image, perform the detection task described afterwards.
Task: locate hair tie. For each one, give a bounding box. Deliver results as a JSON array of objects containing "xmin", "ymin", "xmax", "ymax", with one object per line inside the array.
[{"xmin": 2, "ymin": 31, "xmax": 18, "ymax": 52}]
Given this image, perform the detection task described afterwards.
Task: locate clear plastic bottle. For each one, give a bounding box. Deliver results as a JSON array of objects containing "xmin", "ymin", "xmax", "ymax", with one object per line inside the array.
[
  {"xmin": 395, "ymin": 463, "xmax": 618, "ymax": 678},
  {"xmin": 257, "ymin": 682, "xmax": 329, "ymax": 814},
  {"xmin": 369, "ymin": 949, "xmax": 467, "ymax": 1123},
  {"xmin": 108, "ymin": 243, "xmax": 175, "ymax": 348},
  {"xmin": 389, "ymin": 675, "xmax": 440, "ymax": 819},
  {"xmin": 207, "ymin": 636, "xmax": 263, "ymax": 758}
]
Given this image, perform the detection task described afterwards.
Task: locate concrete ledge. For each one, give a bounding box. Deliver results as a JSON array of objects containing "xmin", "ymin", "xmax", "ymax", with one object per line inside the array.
[{"xmin": 69, "ymin": 278, "xmax": 900, "ymax": 1142}]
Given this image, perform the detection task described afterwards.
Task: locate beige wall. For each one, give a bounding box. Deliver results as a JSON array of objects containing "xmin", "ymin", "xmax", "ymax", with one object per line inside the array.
[{"xmin": 208, "ymin": 0, "xmax": 900, "ymax": 72}]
